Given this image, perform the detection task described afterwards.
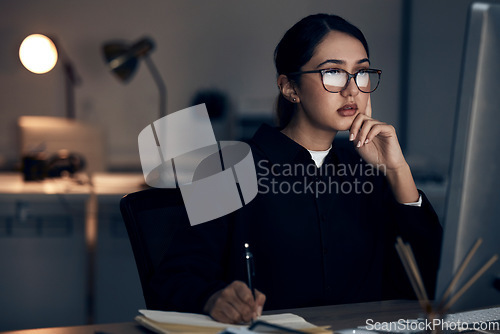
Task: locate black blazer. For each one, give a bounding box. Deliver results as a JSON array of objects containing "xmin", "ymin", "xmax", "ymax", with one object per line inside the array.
[{"xmin": 150, "ymin": 124, "xmax": 442, "ymax": 313}]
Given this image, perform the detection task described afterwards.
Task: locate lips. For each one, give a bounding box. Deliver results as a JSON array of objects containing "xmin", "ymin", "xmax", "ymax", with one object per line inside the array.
[{"xmin": 337, "ymin": 103, "xmax": 358, "ymax": 117}]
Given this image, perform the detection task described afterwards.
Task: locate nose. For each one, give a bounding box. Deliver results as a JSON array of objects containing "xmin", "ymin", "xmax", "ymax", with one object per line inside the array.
[{"xmin": 340, "ymin": 75, "xmax": 359, "ymax": 97}]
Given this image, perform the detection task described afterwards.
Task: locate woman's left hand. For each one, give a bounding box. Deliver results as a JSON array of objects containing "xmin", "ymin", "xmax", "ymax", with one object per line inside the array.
[
  {"xmin": 349, "ymin": 96, "xmax": 406, "ymax": 171},
  {"xmin": 349, "ymin": 96, "xmax": 419, "ymax": 204}
]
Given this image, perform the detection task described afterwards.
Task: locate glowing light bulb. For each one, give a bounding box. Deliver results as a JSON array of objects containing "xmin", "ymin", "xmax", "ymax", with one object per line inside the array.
[{"xmin": 19, "ymin": 34, "xmax": 58, "ymax": 74}]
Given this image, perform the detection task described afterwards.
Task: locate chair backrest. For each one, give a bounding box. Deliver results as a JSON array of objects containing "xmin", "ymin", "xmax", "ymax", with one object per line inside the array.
[{"xmin": 120, "ymin": 187, "xmax": 190, "ymax": 309}]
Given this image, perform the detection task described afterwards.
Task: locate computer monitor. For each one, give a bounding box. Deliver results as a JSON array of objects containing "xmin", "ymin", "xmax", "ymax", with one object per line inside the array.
[{"xmin": 436, "ymin": 2, "xmax": 500, "ymax": 311}]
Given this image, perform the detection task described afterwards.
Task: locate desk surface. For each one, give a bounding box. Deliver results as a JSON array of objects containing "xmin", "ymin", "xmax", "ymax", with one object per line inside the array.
[
  {"xmin": 0, "ymin": 300, "xmax": 424, "ymax": 333},
  {"xmin": 0, "ymin": 172, "xmax": 145, "ymax": 196}
]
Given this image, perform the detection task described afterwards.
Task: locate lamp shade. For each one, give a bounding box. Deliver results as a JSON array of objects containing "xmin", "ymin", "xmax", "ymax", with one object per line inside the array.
[
  {"xmin": 102, "ymin": 38, "xmax": 155, "ymax": 82},
  {"xmin": 102, "ymin": 36, "xmax": 166, "ymax": 117},
  {"xmin": 19, "ymin": 34, "xmax": 58, "ymax": 74}
]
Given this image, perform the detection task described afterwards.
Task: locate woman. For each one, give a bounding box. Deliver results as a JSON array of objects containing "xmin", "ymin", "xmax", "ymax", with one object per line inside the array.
[{"xmin": 151, "ymin": 13, "xmax": 442, "ymax": 324}]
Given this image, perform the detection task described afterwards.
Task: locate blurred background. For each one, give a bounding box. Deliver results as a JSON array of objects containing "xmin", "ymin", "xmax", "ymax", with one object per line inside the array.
[{"xmin": 0, "ymin": 0, "xmax": 498, "ymax": 331}]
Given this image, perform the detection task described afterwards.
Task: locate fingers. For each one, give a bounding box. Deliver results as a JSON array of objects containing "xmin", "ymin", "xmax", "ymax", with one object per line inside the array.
[
  {"xmin": 216, "ymin": 281, "xmax": 255, "ymax": 323},
  {"xmin": 207, "ymin": 281, "xmax": 266, "ymax": 324},
  {"xmin": 349, "ymin": 114, "xmax": 393, "ymax": 148},
  {"xmin": 349, "ymin": 94, "xmax": 372, "ymax": 144},
  {"xmin": 365, "ymin": 94, "xmax": 372, "ymax": 117},
  {"xmin": 233, "ymin": 281, "xmax": 255, "ymax": 306}
]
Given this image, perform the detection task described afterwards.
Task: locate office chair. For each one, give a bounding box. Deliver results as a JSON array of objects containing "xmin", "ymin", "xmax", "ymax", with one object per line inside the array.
[{"xmin": 120, "ymin": 187, "xmax": 190, "ymax": 309}]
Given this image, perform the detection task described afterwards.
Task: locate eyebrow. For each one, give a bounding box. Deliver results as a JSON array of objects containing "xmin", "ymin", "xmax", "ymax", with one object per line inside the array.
[{"xmin": 316, "ymin": 58, "xmax": 370, "ymax": 68}]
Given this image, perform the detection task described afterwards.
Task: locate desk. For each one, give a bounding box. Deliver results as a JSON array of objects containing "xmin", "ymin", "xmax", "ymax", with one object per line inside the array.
[
  {"xmin": 0, "ymin": 300, "xmax": 424, "ymax": 333},
  {"xmin": 0, "ymin": 172, "xmax": 145, "ymax": 196},
  {"xmin": 0, "ymin": 173, "xmax": 146, "ymax": 328}
]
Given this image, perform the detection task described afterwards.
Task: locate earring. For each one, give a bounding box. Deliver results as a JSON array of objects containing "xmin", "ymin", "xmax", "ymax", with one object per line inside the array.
[{"xmin": 293, "ymin": 98, "xmax": 296, "ymax": 102}]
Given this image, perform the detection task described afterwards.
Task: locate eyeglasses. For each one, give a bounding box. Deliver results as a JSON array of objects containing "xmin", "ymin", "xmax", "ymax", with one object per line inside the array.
[{"xmin": 288, "ymin": 68, "xmax": 382, "ymax": 93}]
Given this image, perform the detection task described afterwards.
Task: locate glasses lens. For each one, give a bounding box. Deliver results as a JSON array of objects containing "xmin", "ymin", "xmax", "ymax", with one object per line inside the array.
[
  {"xmin": 356, "ymin": 70, "xmax": 380, "ymax": 92},
  {"xmin": 322, "ymin": 69, "xmax": 347, "ymax": 92}
]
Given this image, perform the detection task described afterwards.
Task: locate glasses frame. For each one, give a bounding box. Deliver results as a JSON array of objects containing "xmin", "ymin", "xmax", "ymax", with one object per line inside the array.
[{"xmin": 288, "ymin": 68, "xmax": 382, "ymax": 93}]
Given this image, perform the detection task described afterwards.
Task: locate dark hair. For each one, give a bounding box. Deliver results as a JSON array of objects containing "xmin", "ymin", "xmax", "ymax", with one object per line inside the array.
[{"xmin": 274, "ymin": 14, "xmax": 370, "ymax": 128}]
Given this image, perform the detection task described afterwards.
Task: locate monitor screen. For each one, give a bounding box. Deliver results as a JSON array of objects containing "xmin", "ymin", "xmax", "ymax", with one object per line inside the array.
[{"xmin": 436, "ymin": 2, "xmax": 500, "ymax": 311}]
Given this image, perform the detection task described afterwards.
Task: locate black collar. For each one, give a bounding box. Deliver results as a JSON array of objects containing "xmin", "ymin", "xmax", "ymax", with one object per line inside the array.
[{"xmin": 249, "ymin": 124, "xmax": 337, "ymax": 166}]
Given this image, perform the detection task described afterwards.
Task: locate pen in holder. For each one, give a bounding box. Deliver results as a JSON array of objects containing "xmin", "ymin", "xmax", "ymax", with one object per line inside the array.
[
  {"xmin": 245, "ymin": 243, "xmax": 256, "ymax": 299},
  {"xmin": 395, "ymin": 237, "xmax": 498, "ymax": 334}
]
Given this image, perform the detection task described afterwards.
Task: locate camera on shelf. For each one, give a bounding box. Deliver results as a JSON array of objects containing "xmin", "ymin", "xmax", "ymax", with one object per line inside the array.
[{"xmin": 22, "ymin": 149, "xmax": 86, "ymax": 181}]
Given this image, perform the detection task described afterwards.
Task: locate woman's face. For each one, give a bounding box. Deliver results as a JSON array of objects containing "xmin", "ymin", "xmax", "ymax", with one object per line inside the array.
[{"xmin": 293, "ymin": 31, "xmax": 371, "ymax": 132}]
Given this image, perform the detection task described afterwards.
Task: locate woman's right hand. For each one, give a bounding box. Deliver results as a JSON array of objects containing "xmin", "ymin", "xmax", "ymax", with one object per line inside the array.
[{"xmin": 203, "ymin": 280, "xmax": 266, "ymax": 324}]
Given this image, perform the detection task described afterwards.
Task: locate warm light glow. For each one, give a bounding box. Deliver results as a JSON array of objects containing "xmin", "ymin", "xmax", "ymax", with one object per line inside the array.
[{"xmin": 19, "ymin": 34, "xmax": 58, "ymax": 74}]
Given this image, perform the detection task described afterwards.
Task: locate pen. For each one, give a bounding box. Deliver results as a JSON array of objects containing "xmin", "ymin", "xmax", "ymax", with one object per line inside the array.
[{"xmin": 244, "ymin": 243, "xmax": 256, "ymax": 300}]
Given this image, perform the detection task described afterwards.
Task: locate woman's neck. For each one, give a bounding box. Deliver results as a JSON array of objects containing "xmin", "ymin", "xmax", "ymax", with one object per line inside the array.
[{"xmin": 281, "ymin": 120, "xmax": 336, "ymax": 151}]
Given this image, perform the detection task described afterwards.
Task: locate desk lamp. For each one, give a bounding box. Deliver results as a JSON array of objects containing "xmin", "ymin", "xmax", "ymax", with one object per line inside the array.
[
  {"xmin": 19, "ymin": 34, "xmax": 81, "ymax": 119},
  {"xmin": 102, "ymin": 37, "xmax": 167, "ymax": 118},
  {"xmin": 19, "ymin": 34, "xmax": 86, "ymax": 180}
]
